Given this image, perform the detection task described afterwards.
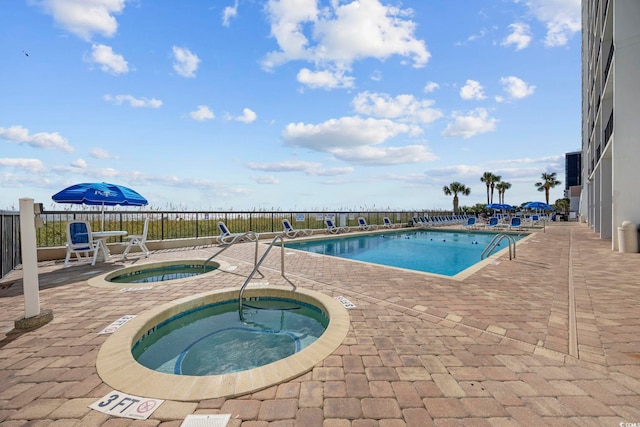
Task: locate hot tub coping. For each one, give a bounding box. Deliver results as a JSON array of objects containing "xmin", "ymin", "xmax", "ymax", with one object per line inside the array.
[{"xmin": 96, "ymin": 286, "xmax": 350, "ymax": 401}]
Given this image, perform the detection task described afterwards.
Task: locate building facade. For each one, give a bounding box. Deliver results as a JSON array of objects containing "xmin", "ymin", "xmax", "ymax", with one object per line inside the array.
[{"xmin": 582, "ymin": 0, "xmax": 640, "ymax": 250}]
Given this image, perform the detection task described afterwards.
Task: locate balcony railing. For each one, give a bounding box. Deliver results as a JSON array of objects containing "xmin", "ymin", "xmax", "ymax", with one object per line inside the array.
[{"xmin": 1, "ymin": 210, "xmax": 21, "ymax": 279}]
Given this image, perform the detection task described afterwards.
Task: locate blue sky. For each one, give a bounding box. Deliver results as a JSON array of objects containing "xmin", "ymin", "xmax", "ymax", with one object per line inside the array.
[{"xmin": 1, "ymin": 0, "xmax": 581, "ymax": 211}]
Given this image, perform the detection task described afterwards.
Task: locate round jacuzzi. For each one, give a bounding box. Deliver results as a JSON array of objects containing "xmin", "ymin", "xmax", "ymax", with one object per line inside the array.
[
  {"xmin": 96, "ymin": 287, "xmax": 350, "ymax": 401},
  {"xmin": 88, "ymin": 259, "xmax": 229, "ymax": 288}
]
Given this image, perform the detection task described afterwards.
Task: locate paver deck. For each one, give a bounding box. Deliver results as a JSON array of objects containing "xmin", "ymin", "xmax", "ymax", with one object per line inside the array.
[{"xmin": 1, "ymin": 222, "xmax": 640, "ymax": 426}]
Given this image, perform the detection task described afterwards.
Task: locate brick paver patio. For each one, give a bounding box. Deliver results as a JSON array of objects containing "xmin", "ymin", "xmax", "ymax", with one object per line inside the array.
[{"xmin": 1, "ymin": 222, "xmax": 639, "ymax": 426}]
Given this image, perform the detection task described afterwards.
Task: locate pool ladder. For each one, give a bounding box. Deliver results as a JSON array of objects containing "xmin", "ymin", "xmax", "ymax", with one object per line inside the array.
[
  {"xmin": 481, "ymin": 233, "xmax": 517, "ymax": 260},
  {"xmin": 237, "ymin": 234, "xmax": 295, "ymax": 321},
  {"xmin": 203, "ymin": 232, "xmax": 295, "ymax": 321},
  {"xmin": 203, "ymin": 231, "xmax": 262, "ymax": 274}
]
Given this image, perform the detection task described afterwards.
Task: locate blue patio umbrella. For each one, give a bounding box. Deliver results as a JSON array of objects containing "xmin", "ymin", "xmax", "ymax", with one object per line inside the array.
[
  {"xmin": 52, "ymin": 182, "xmax": 148, "ymax": 229},
  {"xmin": 486, "ymin": 203, "xmax": 514, "ymax": 211},
  {"xmin": 523, "ymin": 201, "xmax": 554, "ymax": 211}
]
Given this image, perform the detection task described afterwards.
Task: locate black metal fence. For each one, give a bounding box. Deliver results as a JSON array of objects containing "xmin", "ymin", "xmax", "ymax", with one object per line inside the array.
[
  {"xmin": 1, "ymin": 210, "xmax": 21, "ymax": 279},
  {"xmin": 1, "ymin": 209, "xmax": 448, "ymax": 279},
  {"xmin": 34, "ymin": 210, "xmax": 426, "ymax": 248}
]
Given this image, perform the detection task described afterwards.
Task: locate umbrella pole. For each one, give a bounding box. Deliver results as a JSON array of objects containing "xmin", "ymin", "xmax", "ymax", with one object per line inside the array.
[{"xmin": 101, "ymin": 203, "xmax": 105, "ymax": 231}]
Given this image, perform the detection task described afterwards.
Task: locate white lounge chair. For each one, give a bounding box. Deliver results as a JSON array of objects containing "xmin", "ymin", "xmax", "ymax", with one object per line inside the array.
[
  {"xmin": 508, "ymin": 217, "xmax": 522, "ymax": 230},
  {"xmin": 64, "ymin": 220, "xmax": 100, "ymax": 267},
  {"xmin": 413, "ymin": 216, "xmax": 431, "ymax": 228},
  {"xmin": 282, "ymin": 219, "xmax": 313, "ymax": 238},
  {"xmin": 484, "ymin": 217, "xmax": 499, "ymax": 229},
  {"xmin": 121, "ymin": 216, "xmax": 150, "ymax": 260},
  {"xmin": 461, "ymin": 217, "xmax": 477, "ymax": 229},
  {"xmin": 216, "ymin": 221, "xmax": 257, "ymax": 245},
  {"xmin": 382, "ymin": 217, "xmax": 399, "ymax": 228},
  {"xmin": 325, "ymin": 218, "xmax": 348, "ymax": 234},
  {"xmin": 357, "ymin": 217, "xmax": 377, "ymax": 231}
]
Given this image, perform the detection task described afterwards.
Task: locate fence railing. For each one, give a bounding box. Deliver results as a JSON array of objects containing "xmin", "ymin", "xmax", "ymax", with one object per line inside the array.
[
  {"xmin": 34, "ymin": 210, "xmax": 428, "ymax": 248},
  {"xmin": 1, "ymin": 209, "xmax": 456, "ymax": 279},
  {"xmin": 1, "ymin": 210, "xmax": 21, "ymax": 279}
]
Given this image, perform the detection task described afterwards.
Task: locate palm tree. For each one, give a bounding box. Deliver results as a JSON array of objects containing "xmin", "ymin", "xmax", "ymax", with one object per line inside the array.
[
  {"xmin": 535, "ymin": 172, "xmax": 561, "ymax": 204},
  {"xmin": 480, "ymin": 172, "xmax": 493, "ymax": 205},
  {"xmin": 496, "ymin": 181, "xmax": 511, "ymax": 204},
  {"xmin": 480, "ymin": 172, "xmax": 501, "ymax": 204},
  {"xmin": 443, "ymin": 182, "xmax": 471, "ymax": 213}
]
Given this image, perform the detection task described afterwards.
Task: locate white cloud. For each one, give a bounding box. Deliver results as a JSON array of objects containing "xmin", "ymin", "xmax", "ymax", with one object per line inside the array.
[
  {"xmin": 0, "ymin": 158, "xmax": 46, "ymax": 173},
  {"xmin": 247, "ymin": 160, "xmax": 353, "ymax": 176},
  {"xmin": 423, "ymin": 82, "xmax": 439, "ymax": 93},
  {"xmin": 222, "ymin": 0, "xmax": 239, "ymax": 27},
  {"xmin": 70, "ymin": 158, "xmax": 88, "ymax": 168},
  {"xmin": 297, "ymin": 68, "xmax": 355, "ymax": 89},
  {"xmin": 189, "ymin": 105, "xmax": 215, "ymax": 121},
  {"xmin": 252, "ymin": 174, "xmax": 280, "ymax": 184},
  {"xmin": 104, "ymin": 94, "xmax": 162, "ymax": 108},
  {"xmin": 500, "ymin": 76, "xmax": 535, "ymax": 99},
  {"xmin": 460, "ymin": 80, "xmax": 486, "ymax": 100},
  {"xmin": 0, "ymin": 125, "xmax": 74, "ymax": 152},
  {"xmin": 283, "ymin": 116, "xmax": 420, "ymax": 152},
  {"xmin": 502, "ymin": 22, "xmax": 532, "ymax": 50},
  {"xmin": 34, "ymin": 0, "xmax": 126, "ymax": 40},
  {"xmin": 441, "ymin": 108, "xmax": 498, "ymax": 139},
  {"xmin": 235, "ymin": 108, "xmax": 257, "ymax": 124},
  {"xmin": 89, "ymin": 44, "xmax": 129, "ymax": 74},
  {"xmin": 263, "ymin": 0, "xmax": 429, "ymax": 72},
  {"xmin": 172, "ymin": 46, "xmax": 200, "ymax": 78},
  {"xmin": 331, "ymin": 145, "xmax": 437, "ymax": 166},
  {"xmin": 90, "ymin": 148, "xmax": 116, "ymax": 159},
  {"xmin": 352, "ymin": 92, "xmax": 443, "ymax": 125},
  {"xmin": 525, "ymin": 0, "xmax": 581, "ymax": 47}
]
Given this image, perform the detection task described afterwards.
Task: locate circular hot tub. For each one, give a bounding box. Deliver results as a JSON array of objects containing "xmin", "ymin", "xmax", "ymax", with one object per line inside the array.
[
  {"xmin": 88, "ymin": 259, "xmax": 229, "ymax": 288},
  {"xmin": 96, "ymin": 287, "xmax": 350, "ymax": 401}
]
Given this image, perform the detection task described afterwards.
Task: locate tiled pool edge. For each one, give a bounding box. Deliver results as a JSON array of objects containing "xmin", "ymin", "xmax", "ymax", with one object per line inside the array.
[{"xmin": 95, "ymin": 286, "xmax": 350, "ymax": 401}]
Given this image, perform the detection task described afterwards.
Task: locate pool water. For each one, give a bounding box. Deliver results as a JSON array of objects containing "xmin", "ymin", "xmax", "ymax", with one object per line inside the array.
[
  {"xmin": 109, "ymin": 264, "xmax": 217, "ymax": 283},
  {"xmin": 131, "ymin": 298, "xmax": 328, "ymax": 376},
  {"xmin": 285, "ymin": 229, "xmax": 524, "ymax": 276}
]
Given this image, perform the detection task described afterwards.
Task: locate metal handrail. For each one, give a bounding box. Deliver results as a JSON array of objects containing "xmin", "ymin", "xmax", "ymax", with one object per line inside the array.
[
  {"xmin": 238, "ymin": 234, "xmax": 296, "ymax": 322},
  {"xmin": 481, "ymin": 233, "xmax": 516, "ymax": 260},
  {"xmin": 203, "ymin": 231, "xmax": 261, "ymax": 271}
]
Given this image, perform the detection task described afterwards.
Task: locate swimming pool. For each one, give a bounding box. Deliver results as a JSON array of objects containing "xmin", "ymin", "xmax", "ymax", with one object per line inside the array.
[{"xmin": 285, "ymin": 229, "xmax": 525, "ymax": 276}]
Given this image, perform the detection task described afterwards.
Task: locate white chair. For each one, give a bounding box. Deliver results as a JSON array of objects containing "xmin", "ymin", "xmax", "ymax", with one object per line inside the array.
[
  {"xmin": 461, "ymin": 217, "xmax": 477, "ymax": 229},
  {"xmin": 357, "ymin": 217, "xmax": 377, "ymax": 231},
  {"xmin": 64, "ymin": 220, "xmax": 99, "ymax": 267},
  {"xmin": 508, "ymin": 217, "xmax": 522, "ymax": 230},
  {"xmin": 282, "ymin": 219, "xmax": 312, "ymax": 238},
  {"xmin": 216, "ymin": 221, "xmax": 257, "ymax": 244},
  {"xmin": 382, "ymin": 217, "xmax": 398, "ymax": 228},
  {"xmin": 121, "ymin": 217, "xmax": 150, "ymax": 260},
  {"xmin": 324, "ymin": 218, "xmax": 348, "ymax": 234}
]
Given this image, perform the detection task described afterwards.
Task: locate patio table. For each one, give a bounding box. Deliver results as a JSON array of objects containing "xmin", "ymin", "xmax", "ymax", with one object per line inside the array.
[{"xmin": 93, "ymin": 230, "xmax": 128, "ymax": 262}]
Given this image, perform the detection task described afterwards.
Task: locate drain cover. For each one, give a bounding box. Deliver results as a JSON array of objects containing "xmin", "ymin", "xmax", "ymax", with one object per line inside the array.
[{"xmin": 181, "ymin": 414, "xmax": 231, "ymax": 427}]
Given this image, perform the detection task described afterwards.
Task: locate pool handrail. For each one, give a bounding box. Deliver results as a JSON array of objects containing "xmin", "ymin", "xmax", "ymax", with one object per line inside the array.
[
  {"xmin": 203, "ymin": 231, "xmax": 261, "ymax": 274},
  {"xmin": 481, "ymin": 233, "xmax": 516, "ymax": 260},
  {"xmin": 238, "ymin": 233, "xmax": 296, "ymax": 322}
]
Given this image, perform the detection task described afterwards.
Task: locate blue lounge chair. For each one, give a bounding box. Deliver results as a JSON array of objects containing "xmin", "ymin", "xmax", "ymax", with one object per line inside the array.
[
  {"xmin": 357, "ymin": 217, "xmax": 377, "ymax": 231},
  {"xmin": 282, "ymin": 219, "xmax": 313, "ymax": 238},
  {"xmin": 508, "ymin": 217, "xmax": 522, "ymax": 230},
  {"xmin": 461, "ymin": 217, "xmax": 477, "ymax": 229},
  {"xmin": 216, "ymin": 221, "xmax": 257, "ymax": 244},
  {"xmin": 382, "ymin": 217, "xmax": 398, "ymax": 228},
  {"xmin": 325, "ymin": 218, "xmax": 348, "ymax": 234},
  {"xmin": 484, "ymin": 217, "xmax": 499, "ymax": 229}
]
